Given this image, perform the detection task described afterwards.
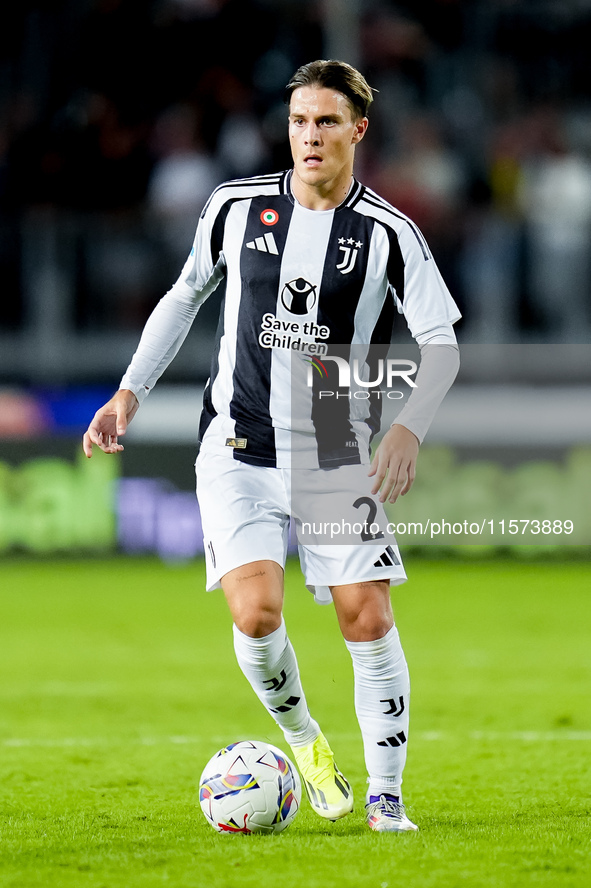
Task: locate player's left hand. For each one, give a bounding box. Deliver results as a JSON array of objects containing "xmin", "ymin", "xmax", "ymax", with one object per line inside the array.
[{"xmin": 368, "ymin": 424, "xmax": 419, "ymax": 504}]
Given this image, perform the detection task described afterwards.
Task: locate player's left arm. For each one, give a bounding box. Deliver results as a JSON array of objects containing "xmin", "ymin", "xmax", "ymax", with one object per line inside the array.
[
  {"xmin": 369, "ymin": 333, "xmax": 460, "ymax": 504},
  {"xmin": 370, "ymin": 218, "xmax": 462, "ymax": 503}
]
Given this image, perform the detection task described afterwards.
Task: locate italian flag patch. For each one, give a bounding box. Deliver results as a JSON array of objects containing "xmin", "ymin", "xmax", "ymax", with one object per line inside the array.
[{"xmin": 260, "ymin": 209, "xmax": 279, "ymax": 226}]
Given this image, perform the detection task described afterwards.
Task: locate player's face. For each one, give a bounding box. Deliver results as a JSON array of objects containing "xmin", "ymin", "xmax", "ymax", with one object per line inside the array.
[{"xmin": 288, "ymin": 86, "xmax": 368, "ymax": 207}]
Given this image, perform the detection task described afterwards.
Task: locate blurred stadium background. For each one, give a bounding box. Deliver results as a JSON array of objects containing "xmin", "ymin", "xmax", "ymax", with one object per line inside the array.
[{"xmin": 1, "ymin": 0, "xmax": 590, "ymax": 559}]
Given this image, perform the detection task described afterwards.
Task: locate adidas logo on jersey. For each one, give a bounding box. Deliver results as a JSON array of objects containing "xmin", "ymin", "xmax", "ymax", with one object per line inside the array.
[
  {"xmin": 373, "ymin": 546, "xmax": 400, "ymax": 568},
  {"xmin": 245, "ymin": 232, "xmax": 279, "ymax": 255}
]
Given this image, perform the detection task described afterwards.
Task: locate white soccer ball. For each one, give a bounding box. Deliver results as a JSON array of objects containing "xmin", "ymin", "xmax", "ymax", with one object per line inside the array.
[{"xmin": 198, "ymin": 740, "xmax": 301, "ymax": 834}]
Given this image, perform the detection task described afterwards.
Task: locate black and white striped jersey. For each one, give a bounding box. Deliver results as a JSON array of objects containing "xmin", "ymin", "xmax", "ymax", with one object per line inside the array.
[{"xmin": 120, "ymin": 170, "xmax": 460, "ymax": 469}]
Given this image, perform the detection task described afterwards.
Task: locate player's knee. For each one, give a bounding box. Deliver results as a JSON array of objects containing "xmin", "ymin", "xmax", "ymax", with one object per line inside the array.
[
  {"xmin": 346, "ymin": 609, "xmax": 392, "ymax": 642},
  {"xmin": 232, "ymin": 605, "xmax": 282, "ymax": 639},
  {"xmin": 222, "ymin": 561, "xmax": 284, "ymax": 638},
  {"xmin": 332, "ymin": 581, "xmax": 393, "ymax": 642}
]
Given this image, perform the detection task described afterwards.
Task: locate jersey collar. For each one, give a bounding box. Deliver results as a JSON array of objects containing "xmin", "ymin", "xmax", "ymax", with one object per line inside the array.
[{"xmin": 284, "ymin": 169, "xmax": 364, "ymax": 212}]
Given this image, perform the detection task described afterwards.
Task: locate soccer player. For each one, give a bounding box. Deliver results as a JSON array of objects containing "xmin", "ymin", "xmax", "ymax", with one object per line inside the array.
[{"xmin": 83, "ymin": 60, "xmax": 460, "ymax": 832}]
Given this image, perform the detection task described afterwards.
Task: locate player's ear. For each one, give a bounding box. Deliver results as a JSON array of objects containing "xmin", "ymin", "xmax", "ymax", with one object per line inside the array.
[{"xmin": 352, "ymin": 117, "xmax": 368, "ymax": 144}]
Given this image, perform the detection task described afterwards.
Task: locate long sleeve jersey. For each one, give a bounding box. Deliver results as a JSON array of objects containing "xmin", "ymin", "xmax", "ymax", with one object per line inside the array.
[{"xmin": 121, "ymin": 170, "xmax": 461, "ymax": 468}]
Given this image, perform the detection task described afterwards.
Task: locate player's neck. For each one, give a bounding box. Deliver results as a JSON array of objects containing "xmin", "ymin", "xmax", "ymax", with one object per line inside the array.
[{"xmin": 290, "ymin": 170, "xmax": 354, "ymax": 211}]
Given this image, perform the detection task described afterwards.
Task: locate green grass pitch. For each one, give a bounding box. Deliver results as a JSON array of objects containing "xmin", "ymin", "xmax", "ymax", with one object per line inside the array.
[{"xmin": 1, "ymin": 556, "xmax": 590, "ymax": 887}]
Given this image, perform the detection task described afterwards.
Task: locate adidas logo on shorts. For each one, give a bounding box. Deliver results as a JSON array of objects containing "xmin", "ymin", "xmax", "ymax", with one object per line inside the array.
[{"xmin": 373, "ymin": 546, "xmax": 400, "ymax": 568}]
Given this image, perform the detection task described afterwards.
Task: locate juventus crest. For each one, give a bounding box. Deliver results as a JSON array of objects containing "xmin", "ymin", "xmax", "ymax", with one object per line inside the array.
[{"xmin": 336, "ymin": 237, "xmax": 363, "ymax": 275}]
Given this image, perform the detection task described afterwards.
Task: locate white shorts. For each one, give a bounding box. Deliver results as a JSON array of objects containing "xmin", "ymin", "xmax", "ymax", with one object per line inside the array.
[{"xmin": 195, "ymin": 452, "xmax": 406, "ymax": 605}]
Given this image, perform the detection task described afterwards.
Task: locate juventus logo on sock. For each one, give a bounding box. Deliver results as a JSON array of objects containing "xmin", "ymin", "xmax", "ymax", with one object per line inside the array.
[
  {"xmin": 380, "ymin": 696, "xmax": 405, "ymax": 717},
  {"xmin": 262, "ymin": 670, "xmax": 288, "ymax": 692}
]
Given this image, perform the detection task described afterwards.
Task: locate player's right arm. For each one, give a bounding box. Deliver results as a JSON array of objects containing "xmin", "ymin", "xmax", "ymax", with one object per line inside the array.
[{"xmin": 81, "ymin": 185, "xmax": 228, "ymax": 458}]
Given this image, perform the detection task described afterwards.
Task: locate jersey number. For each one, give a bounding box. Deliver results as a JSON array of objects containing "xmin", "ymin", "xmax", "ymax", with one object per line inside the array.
[{"xmin": 352, "ymin": 496, "xmax": 385, "ymax": 541}]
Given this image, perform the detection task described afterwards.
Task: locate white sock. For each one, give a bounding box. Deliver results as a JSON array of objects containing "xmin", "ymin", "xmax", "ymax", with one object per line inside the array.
[
  {"xmin": 232, "ymin": 619, "xmax": 320, "ymax": 747},
  {"xmin": 345, "ymin": 625, "xmax": 410, "ymax": 799}
]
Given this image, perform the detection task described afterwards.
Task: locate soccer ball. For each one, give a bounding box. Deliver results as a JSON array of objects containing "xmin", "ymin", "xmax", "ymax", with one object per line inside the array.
[{"xmin": 199, "ymin": 740, "xmax": 301, "ymax": 834}]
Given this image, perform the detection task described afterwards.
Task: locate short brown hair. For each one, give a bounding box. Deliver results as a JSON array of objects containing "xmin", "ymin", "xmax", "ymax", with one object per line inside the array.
[{"xmin": 285, "ymin": 60, "xmax": 375, "ymax": 120}]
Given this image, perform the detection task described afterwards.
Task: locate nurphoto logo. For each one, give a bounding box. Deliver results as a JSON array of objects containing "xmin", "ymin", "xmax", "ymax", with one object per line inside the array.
[{"xmin": 303, "ymin": 354, "xmax": 418, "ymax": 400}]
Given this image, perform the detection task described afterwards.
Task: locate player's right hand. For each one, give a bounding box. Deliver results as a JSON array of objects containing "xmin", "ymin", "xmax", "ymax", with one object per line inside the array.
[{"xmin": 82, "ymin": 389, "xmax": 139, "ymax": 457}]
